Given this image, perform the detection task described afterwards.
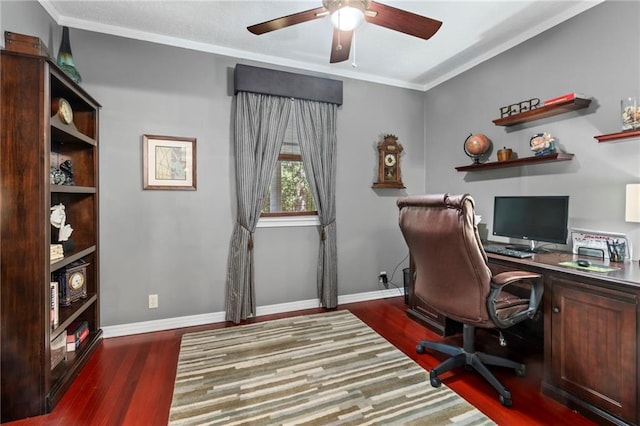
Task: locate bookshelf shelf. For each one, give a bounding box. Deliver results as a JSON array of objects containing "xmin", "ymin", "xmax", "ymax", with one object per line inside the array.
[{"xmin": 493, "ymin": 98, "xmax": 591, "ymax": 127}]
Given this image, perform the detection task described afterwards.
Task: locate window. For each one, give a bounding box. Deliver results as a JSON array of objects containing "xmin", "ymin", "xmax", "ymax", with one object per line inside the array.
[{"xmin": 261, "ymin": 111, "xmax": 317, "ymax": 218}]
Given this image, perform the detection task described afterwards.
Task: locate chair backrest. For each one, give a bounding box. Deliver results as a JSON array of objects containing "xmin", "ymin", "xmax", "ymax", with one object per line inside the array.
[{"xmin": 398, "ymin": 193, "xmax": 494, "ymax": 327}]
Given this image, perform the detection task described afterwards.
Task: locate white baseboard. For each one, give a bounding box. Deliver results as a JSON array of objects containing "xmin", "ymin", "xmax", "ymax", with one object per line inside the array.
[{"xmin": 101, "ymin": 287, "xmax": 405, "ymax": 338}]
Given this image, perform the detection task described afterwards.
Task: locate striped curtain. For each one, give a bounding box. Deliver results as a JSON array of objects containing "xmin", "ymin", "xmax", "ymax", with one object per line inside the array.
[
  {"xmin": 225, "ymin": 92, "xmax": 292, "ymax": 323},
  {"xmin": 294, "ymin": 99, "xmax": 338, "ymax": 308}
]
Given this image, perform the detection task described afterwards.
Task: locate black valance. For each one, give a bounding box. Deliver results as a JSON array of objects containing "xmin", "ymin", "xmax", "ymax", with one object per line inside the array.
[{"xmin": 234, "ymin": 64, "xmax": 343, "ymax": 106}]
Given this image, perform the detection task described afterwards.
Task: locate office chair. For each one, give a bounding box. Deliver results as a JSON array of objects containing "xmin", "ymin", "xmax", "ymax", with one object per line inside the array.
[{"xmin": 397, "ymin": 193, "xmax": 543, "ymax": 406}]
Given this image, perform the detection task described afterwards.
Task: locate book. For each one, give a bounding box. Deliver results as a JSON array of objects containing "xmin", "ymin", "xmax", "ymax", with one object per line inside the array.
[
  {"xmin": 66, "ymin": 334, "xmax": 78, "ymax": 352},
  {"xmin": 543, "ymin": 92, "xmax": 586, "ymax": 106},
  {"xmin": 50, "ymin": 282, "xmax": 59, "ymax": 327},
  {"xmin": 67, "ymin": 321, "xmax": 88, "ymax": 342},
  {"xmin": 66, "ymin": 324, "xmax": 90, "ymax": 351},
  {"xmin": 50, "ymin": 244, "xmax": 64, "ymax": 262}
]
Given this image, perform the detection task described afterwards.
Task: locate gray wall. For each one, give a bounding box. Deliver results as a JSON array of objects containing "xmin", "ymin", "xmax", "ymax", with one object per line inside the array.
[
  {"xmin": 424, "ymin": 1, "xmax": 640, "ymax": 255},
  {"xmin": 2, "ymin": 1, "xmax": 423, "ymax": 326},
  {"xmin": 2, "ymin": 1, "xmax": 638, "ymax": 328},
  {"xmin": 1, "ymin": 0, "xmax": 60, "ymax": 49}
]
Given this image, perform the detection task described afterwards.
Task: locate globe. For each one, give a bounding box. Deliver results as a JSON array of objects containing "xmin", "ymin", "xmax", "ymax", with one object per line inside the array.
[{"xmin": 464, "ymin": 133, "xmax": 491, "ymax": 164}]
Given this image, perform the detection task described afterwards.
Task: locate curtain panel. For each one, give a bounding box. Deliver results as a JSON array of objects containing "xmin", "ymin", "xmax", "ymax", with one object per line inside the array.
[
  {"xmin": 225, "ymin": 92, "xmax": 292, "ymax": 323},
  {"xmin": 295, "ymin": 99, "xmax": 338, "ymax": 308}
]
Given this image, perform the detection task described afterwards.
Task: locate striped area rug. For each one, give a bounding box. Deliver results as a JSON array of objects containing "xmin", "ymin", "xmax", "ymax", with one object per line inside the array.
[{"xmin": 169, "ymin": 310, "xmax": 494, "ymax": 425}]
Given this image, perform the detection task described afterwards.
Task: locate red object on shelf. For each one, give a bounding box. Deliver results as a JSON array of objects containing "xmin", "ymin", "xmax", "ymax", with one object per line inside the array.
[{"xmin": 544, "ymin": 92, "xmax": 586, "ymax": 106}]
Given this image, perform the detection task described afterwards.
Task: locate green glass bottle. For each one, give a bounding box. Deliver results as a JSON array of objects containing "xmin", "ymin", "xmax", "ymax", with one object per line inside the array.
[{"xmin": 57, "ymin": 26, "xmax": 81, "ymax": 83}]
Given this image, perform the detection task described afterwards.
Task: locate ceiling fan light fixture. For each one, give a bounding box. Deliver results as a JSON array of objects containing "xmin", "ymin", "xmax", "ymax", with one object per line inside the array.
[{"xmin": 330, "ymin": 4, "xmax": 365, "ymax": 31}]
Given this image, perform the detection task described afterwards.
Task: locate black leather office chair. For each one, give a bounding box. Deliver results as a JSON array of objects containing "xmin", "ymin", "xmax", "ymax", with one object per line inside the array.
[{"xmin": 397, "ymin": 193, "xmax": 543, "ymax": 406}]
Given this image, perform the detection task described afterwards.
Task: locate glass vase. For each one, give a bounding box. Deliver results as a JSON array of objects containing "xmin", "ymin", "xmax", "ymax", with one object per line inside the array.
[{"xmin": 621, "ymin": 97, "xmax": 639, "ymax": 131}]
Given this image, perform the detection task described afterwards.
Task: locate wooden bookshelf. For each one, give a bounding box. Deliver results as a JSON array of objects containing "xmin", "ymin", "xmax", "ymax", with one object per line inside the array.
[{"xmin": 1, "ymin": 50, "xmax": 102, "ymax": 422}]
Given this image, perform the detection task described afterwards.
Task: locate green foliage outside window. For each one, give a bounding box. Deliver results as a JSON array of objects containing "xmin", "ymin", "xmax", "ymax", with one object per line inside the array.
[{"xmin": 262, "ymin": 160, "xmax": 316, "ymax": 213}]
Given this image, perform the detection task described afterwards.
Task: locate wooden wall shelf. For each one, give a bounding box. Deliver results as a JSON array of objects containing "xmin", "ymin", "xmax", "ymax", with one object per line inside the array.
[
  {"xmin": 493, "ymin": 98, "xmax": 591, "ymax": 127},
  {"xmin": 594, "ymin": 129, "xmax": 640, "ymax": 143},
  {"xmin": 455, "ymin": 152, "xmax": 574, "ymax": 172}
]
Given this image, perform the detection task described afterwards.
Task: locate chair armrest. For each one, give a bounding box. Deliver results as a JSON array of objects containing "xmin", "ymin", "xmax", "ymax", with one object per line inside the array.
[{"xmin": 488, "ymin": 271, "xmax": 544, "ymax": 328}]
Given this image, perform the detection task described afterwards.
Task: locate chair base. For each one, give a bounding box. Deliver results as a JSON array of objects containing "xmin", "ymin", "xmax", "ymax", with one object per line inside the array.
[{"xmin": 417, "ymin": 324, "xmax": 525, "ymax": 407}]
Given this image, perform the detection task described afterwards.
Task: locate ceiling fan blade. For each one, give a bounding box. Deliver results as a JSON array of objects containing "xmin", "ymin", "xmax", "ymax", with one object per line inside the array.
[
  {"xmin": 248, "ymin": 6, "xmax": 328, "ymax": 35},
  {"xmin": 330, "ymin": 29, "xmax": 353, "ymax": 63},
  {"xmin": 365, "ymin": 1, "xmax": 442, "ymax": 40}
]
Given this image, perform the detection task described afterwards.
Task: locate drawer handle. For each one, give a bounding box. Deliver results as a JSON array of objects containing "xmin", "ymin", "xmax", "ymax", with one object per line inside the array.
[{"xmin": 552, "ymin": 307, "xmax": 560, "ymax": 314}]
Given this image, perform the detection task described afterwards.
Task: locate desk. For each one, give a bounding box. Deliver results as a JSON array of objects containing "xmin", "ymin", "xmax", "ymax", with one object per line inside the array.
[{"xmin": 407, "ymin": 251, "xmax": 640, "ymax": 426}]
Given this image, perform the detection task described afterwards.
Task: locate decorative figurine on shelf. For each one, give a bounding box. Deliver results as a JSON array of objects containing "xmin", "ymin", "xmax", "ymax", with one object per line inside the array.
[
  {"xmin": 49, "ymin": 160, "xmax": 75, "ymax": 185},
  {"xmin": 57, "ymin": 26, "xmax": 81, "ymax": 83},
  {"xmin": 463, "ymin": 133, "xmax": 491, "ymax": 164},
  {"xmin": 530, "ymin": 132, "xmax": 556, "ymax": 156},
  {"xmin": 50, "ymin": 167, "xmax": 66, "ymax": 185},
  {"xmin": 59, "ymin": 160, "xmax": 75, "ymax": 185},
  {"xmin": 50, "ymin": 204, "xmax": 73, "ymax": 243}
]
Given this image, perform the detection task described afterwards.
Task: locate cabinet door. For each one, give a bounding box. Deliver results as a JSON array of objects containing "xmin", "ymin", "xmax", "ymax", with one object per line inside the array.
[{"xmin": 550, "ymin": 277, "xmax": 637, "ymax": 423}]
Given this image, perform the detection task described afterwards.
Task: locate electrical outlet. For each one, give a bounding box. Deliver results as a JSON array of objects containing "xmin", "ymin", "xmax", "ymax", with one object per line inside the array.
[
  {"xmin": 148, "ymin": 294, "xmax": 158, "ymax": 309},
  {"xmin": 379, "ymin": 271, "xmax": 388, "ymax": 289}
]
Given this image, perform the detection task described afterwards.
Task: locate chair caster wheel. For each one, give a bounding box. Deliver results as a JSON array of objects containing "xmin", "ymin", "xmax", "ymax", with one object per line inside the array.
[
  {"xmin": 499, "ymin": 391, "xmax": 512, "ymax": 407},
  {"xmin": 416, "ymin": 344, "xmax": 424, "ymax": 354},
  {"xmin": 515, "ymin": 366, "xmax": 526, "ymax": 377},
  {"xmin": 429, "ymin": 371, "xmax": 441, "ymax": 388}
]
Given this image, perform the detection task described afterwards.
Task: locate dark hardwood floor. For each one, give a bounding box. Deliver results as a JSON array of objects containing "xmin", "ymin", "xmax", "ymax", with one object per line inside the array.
[{"xmin": 4, "ymin": 296, "xmax": 595, "ymax": 426}]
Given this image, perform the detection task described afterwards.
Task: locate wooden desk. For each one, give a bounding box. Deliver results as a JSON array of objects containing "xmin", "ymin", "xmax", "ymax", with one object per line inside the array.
[{"xmin": 407, "ymin": 251, "xmax": 640, "ymax": 426}]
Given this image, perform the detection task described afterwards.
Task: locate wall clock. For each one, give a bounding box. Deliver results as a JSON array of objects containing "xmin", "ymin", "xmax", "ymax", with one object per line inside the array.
[
  {"xmin": 53, "ymin": 260, "xmax": 88, "ymax": 306},
  {"xmin": 373, "ymin": 134, "xmax": 405, "ymax": 189}
]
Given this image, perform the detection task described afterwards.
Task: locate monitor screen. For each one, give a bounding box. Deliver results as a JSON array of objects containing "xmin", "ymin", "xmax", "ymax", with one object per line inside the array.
[{"xmin": 492, "ymin": 196, "xmax": 569, "ymax": 245}]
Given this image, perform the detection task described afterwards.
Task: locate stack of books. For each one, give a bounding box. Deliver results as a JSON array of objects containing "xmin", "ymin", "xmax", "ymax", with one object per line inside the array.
[
  {"xmin": 50, "ymin": 244, "xmax": 64, "ymax": 262},
  {"xmin": 66, "ymin": 321, "xmax": 89, "ymax": 352}
]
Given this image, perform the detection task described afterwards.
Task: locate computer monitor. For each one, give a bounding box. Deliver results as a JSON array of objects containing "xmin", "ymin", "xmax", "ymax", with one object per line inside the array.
[{"xmin": 492, "ymin": 195, "xmax": 569, "ymax": 251}]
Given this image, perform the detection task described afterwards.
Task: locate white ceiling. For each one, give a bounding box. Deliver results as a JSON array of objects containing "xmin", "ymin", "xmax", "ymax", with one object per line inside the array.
[{"xmin": 39, "ymin": 0, "xmax": 603, "ymax": 90}]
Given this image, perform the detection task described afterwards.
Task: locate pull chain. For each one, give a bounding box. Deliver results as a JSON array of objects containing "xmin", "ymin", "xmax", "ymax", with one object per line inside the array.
[
  {"xmin": 351, "ymin": 31, "xmax": 357, "ymax": 68},
  {"xmin": 336, "ymin": 11, "xmax": 343, "ymax": 50}
]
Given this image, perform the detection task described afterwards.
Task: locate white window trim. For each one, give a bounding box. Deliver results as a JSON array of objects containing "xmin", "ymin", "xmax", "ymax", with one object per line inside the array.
[{"xmin": 257, "ymin": 215, "xmax": 320, "ymax": 228}]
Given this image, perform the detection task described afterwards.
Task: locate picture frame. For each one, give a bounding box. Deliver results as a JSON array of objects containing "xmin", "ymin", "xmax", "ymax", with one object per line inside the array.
[{"xmin": 143, "ymin": 134, "xmax": 196, "ymax": 190}]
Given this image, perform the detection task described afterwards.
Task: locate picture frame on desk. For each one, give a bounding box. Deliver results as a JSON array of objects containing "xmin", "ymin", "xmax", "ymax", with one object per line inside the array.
[{"xmin": 142, "ymin": 134, "xmax": 197, "ymax": 190}]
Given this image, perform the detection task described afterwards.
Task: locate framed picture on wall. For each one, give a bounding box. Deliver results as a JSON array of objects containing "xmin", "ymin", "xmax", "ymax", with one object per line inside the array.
[{"xmin": 142, "ymin": 134, "xmax": 197, "ymax": 190}]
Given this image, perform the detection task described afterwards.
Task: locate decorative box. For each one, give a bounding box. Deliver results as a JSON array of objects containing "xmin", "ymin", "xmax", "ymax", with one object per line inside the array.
[{"xmin": 4, "ymin": 31, "xmax": 50, "ymax": 58}]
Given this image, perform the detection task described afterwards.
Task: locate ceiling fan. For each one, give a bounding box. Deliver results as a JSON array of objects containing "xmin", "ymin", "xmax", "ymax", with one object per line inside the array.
[{"xmin": 247, "ymin": 0, "xmax": 442, "ymax": 64}]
